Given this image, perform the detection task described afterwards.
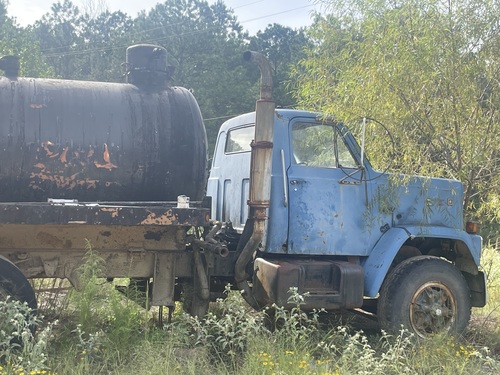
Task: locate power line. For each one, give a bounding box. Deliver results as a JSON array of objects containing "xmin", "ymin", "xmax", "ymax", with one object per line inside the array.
[
  {"xmin": 39, "ymin": 3, "xmax": 315, "ymax": 59},
  {"xmin": 39, "ymin": 0, "xmax": 268, "ymax": 54}
]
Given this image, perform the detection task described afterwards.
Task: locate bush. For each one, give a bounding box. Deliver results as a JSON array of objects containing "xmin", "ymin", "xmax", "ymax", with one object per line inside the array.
[{"xmin": 0, "ymin": 298, "xmax": 55, "ymax": 374}]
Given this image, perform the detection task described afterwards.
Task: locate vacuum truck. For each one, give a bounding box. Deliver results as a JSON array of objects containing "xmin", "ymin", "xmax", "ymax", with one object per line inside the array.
[{"xmin": 0, "ymin": 45, "xmax": 486, "ymax": 337}]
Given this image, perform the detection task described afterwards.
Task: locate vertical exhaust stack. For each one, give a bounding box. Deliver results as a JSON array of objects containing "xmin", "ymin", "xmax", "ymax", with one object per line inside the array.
[{"xmin": 235, "ymin": 51, "xmax": 275, "ymax": 308}]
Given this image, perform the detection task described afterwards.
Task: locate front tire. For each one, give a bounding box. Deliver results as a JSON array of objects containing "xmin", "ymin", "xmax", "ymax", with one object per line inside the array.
[{"xmin": 378, "ymin": 256, "xmax": 470, "ymax": 337}]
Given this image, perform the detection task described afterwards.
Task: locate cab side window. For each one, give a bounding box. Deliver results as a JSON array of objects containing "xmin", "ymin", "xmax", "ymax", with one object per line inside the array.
[
  {"xmin": 291, "ymin": 122, "xmax": 357, "ymax": 168},
  {"xmin": 225, "ymin": 126, "xmax": 254, "ymax": 154}
]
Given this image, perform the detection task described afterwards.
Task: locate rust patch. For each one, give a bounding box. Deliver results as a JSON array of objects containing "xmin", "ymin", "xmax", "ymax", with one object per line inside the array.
[
  {"xmin": 140, "ymin": 210, "xmax": 175, "ymax": 225},
  {"xmin": 41, "ymin": 141, "xmax": 55, "ymax": 156},
  {"xmin": 79, "ymin": 179, "xmax": 98, "ymax": 189},
  {"xmin": 59, "ymin": 147, "xmax": 69, "ymax": 163},
  {"xmin": 101, "ymin": 208, "xmax": 120, "ymax": 218},
  {"xmin": 30, "ymin": 142, "xmax": 121, "ymax": 194},
  {"xmin": 94, "ymin": 144, "xmax": 117, "ymax": 170},
  {"xmin": 30, "ymin": 167, "xmax": 99, "ymax": 190},
  {"xmin": 36, "ymin": 231, "xmax": 64, "ymax": 248},
  {"xmin": 103, "ymin": 144, "xmax": 111, "ymax": 163}
]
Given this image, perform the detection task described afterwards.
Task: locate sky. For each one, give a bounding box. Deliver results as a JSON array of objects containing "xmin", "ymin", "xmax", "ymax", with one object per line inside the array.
[{"xmin": 7, "ymin": 0, "xmax": 325, "ymax": 35}]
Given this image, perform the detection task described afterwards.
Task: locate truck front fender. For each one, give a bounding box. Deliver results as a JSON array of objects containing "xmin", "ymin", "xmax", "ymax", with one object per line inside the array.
[
  {"xmin": 362, "ymin": 226, "xmax": 483, "ymax": 298},
  {"xmin": 361, "ymin": 228, "xmax": 410, "ymax": 297},
  {"xmin": 402, "ymin": 225, "xmax": 482, "ymax": 265}
]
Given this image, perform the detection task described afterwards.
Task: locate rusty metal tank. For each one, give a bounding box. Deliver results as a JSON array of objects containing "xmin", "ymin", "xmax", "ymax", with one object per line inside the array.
[{"xmin": 0, "ymin": 45, "xmax": 207, "ymax": 202}]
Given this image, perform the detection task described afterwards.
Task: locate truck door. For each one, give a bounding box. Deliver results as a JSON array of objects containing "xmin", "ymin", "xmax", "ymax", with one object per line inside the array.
[{"xmin": 286, "ymin": 120, "xmax": 375, "ymax": 255}]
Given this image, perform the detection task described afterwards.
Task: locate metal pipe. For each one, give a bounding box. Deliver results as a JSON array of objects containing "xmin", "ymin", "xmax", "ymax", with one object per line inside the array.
[
  {"xmin": 235, "ymin": 51, "xmax": 275, "ymax": 309},
  {"xmin": 192, "ymin": 242, "xmax": 210, "ymax": 301},
  {"xmin": 206, "ymin": 221, "xmax": 222, "ymax": 241},
  {"xmin": 243, "ymin": 51, "xmax": 273, "ymax": 101}
]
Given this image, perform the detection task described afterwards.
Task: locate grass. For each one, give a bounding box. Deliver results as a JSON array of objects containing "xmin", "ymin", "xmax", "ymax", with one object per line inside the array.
[
  {"xmin": 466, "ymin": 243, "xmax": 500, "ymax": 355},
  {"xmin": 1, "ymin": 242, "xmax": 500, "ymax": 375}
]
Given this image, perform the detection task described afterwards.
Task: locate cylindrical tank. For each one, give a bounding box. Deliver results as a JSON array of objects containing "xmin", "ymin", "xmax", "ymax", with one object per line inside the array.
[{"xmin": 0, "ymin": 46, "xmax": 207, "ymax": 202}]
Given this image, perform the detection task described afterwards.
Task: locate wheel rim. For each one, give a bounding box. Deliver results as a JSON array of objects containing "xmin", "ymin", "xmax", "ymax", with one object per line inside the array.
[{"xmin": 410, "ymin": 281, "xmax": 457, "ymax": 337}]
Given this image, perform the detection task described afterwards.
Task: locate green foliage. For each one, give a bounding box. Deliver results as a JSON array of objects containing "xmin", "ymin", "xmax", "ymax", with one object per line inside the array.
[
  {"xmin": 0, "ymin": 0, "xmax": 6, "ymax": 26},
  {"xmin": 174, "ymin": 286, "xmax": 269, "ymax": 367},
  {"xmin": 28, "ymin": 261, "xmax": 500, "ymax": 374},
  {"xmin": 33, "ymin": 0, "xmax": 133, "ymax": 81},
  {"xmin": 266, "ymin": 287, "xmax": 325, "ymax": 348},
  {"xmin": 293, "ymin": 0, "xmax": 500, "ymax": 239},
  {"xmin": 131, "ymin": 0, "xmax": 254, "ymax": 152},
  {"xmin": 249, "ymin": 24, "xmax": 312, "ymax": 108},
  {"xmin": 3, "ymin": 0, "xmax": 313, "ymax": 156},
  {"xmin": 0, "ymin": 298, "xmax": 55, "ymax": 374},
  {"xmin": 68, "ymin": 241, "xmax": 147, "ymax": 346},
  {"xmin": 0, "ymin": 5, "xmax": 52, "ymax": 77},
  {"xmin": 69, "ymin": 240, "xmax": 107, "ymax": 333},
  {"xmin": 468, "ymin": 243, "xmax": 500, "ymax": 351}
]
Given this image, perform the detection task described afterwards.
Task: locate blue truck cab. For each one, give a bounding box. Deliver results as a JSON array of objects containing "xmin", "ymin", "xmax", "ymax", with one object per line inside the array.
[{"xmin": 207, "ymin": 108, "xmax": 486, "ymax": 337}]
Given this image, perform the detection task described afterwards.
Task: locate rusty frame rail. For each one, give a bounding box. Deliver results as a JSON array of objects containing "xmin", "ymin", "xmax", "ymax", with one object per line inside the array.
[{"xmin": 0, "ymin": 201, "xmax": 210, "ymax": 226}]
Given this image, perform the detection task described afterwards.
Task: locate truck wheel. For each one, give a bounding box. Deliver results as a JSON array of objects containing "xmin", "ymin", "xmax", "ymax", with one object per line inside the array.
[
  {"xmin": 378, "ymin": 256, "xmax": 470, "ymax": 337},
  {"xmin": 0, "ymin": 257, "xmax": 37, "ymax": 341},
  {"xmin": 0, "ymin": 257, "xmax": 37, "ymax": 311}
]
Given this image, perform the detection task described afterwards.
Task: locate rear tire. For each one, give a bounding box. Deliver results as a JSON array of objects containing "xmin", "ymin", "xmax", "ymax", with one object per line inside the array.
[
  {"xmin": 0, "ymin": 257, "xmax": 37, "ymax": 311},
  {"xmin": 0, "ymin": 257, "xmax": 37, "ymax": 342},
  {"xmin": 378, "ymin": 256, "xmax": 470, "ymax": 337}
]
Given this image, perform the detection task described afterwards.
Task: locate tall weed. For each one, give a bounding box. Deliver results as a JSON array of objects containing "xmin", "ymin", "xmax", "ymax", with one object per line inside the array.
[
  {"xmin": 39, "ymin": 242, "xmax": 500, "ymax": 374},
  {"xmin": 58, "ymin": 240, "xmax": 150, "ymax": 372},
  {"xmin": 172, "ymin": 286, "xmax": 269, "ymax": 368},
  {"xmin": 465, "ymin": 243, "xmax": 500, "ymax": 354},
  {"xmin": 0, "ymin": 298, "xmax": 55, "ymax": 374}
]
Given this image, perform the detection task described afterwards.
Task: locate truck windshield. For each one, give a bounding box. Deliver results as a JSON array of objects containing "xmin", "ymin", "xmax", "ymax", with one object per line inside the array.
[{"xmin": 292, "ymin": 122, "xmax": 357, "ymax": 168}]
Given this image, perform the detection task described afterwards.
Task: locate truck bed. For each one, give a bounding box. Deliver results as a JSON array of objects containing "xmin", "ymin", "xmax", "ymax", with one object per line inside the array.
[
  {"xmin": 0, "ymin": 199, "xmax": 213, "ymax": 281},
  {"xmin": 0, "ymin": 200, "xmax": 210, "ymax": 226}
]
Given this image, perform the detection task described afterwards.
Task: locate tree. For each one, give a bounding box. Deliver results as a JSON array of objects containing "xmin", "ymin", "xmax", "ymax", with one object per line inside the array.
[
  {"xmin": 34, "ymin": 0, "xmax": 84, "ymax": 78},
  {"xmin": 79, "ymin": 0, "xmax": 108, "ymax": 19},
  {"xmin": 0, "ymin": 0, "xmax": 6, "ymax": 27},
  {"xmin": 33, "ymin": 0, "xmax": 134, "ymax": 81},
  {"xmin": 134, "ymin": 0, "xmax": 256, "ymax": 151},
  {"xmin": 77, "ymin": 10, "xmax": 134, "ymax": 81},
  {"xmin": 293, "ymin": 0, "xmax": 500, "ymax": 238},
  {"xmin": 0, "ymin": 1, "xmax": 52, "ymax": 77},
  {"xmin": 249, "ymin": 23, "xmax": 311, "ymax": 108}
]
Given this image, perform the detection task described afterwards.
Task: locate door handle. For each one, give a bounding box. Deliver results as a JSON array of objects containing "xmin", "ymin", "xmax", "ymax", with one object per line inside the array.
[
  {"xmin": 290, "ymin": 179, "xmax": 305, "ymax": 185},
  {"xmin": 339, "ymin": 179, "xmax": 361, "ymax": 185}
]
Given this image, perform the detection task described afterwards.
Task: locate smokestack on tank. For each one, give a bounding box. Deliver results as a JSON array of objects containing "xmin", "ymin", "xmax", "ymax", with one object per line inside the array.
[{"xmin": 0, "ymin": 55, "xmax": 19, "ymax": 77}]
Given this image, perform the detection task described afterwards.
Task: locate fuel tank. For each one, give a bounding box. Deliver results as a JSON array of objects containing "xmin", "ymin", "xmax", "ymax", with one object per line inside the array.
[{"xmin": 0, "ymin": 45, "xmax": 207, "ymax": 202}]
